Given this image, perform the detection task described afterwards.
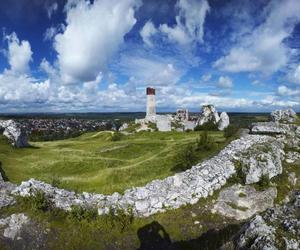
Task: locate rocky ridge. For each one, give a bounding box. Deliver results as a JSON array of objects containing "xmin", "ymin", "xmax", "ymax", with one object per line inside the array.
[{"xmin": 233, "ymin": 191, "xmax": 300, "ymax": 249}]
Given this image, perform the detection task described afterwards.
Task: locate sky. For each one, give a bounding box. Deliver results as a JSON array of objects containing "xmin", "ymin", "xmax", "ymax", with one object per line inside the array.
[{"xmin": 0, "ymin": 0, "xmax": 300, "ymax": 113}]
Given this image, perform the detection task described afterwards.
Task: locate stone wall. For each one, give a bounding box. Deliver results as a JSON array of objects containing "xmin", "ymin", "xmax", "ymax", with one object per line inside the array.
[{"xmin": 12, "ymin": 134, "xmax": 279, "ymax": 217}]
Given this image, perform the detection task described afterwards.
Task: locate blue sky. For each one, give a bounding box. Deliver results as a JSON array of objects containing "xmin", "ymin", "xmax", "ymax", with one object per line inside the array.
[{"xmin": 0, "ymin": 0, "xmax": 300, "ymax": 113}]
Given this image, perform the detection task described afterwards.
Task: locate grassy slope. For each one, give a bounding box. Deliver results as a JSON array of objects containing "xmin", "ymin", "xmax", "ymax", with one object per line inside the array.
[{"xmin": 0, "ymin": 130, "xmax": 225, "ymax": 194}]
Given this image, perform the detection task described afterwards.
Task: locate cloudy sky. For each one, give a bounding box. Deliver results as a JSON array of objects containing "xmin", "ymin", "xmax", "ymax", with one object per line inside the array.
[{"xmin": 0, "ymin": 0, "xmax": 300, "ymax": 113}]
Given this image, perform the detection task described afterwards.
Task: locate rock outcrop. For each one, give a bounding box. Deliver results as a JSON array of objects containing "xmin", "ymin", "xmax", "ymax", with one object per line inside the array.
[
  {"xmin": 233, "ymin": 191, "xmax": 300, "ymax": 249},
  {"xmin": 197, "ymin": 105, "xmax": 230, "ymax": 130},
  {"xmin": 212, "ymin": 184, "xmax": 277, "ymax": 220},
  {"xmin": 197, "ymin": 105, "xmax": 220, "ymax": 126},
  {"xmin": 270, "ymin": 109, "xmax": 298, "ymax": 123},
  {"xmin": 236, "ymin": 139, "xmax": 285, "ymax": 184},
  {"xmin": 236, "ymin": 215, "xmax": 277, "ymax": 249},
  {"xmin": 0, "ymin": 120, "xmax": 29, "ymax": 147},
  {"xmin": 0, "ymin": 213, "xmax": 29, "ymax": 240},
  {"xmin": 218, "ymin": 112, "xmax": 230, "ymax": 131}
]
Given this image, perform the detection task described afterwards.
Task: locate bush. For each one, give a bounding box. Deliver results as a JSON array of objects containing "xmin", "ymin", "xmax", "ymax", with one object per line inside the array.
[
  {"xmin": 111, "ymin": 132, "xmax": 122, "ymax": 141},
  {"xmin": 196, "ymin": 131, "xmax": 216, "ymax": 151},
  {"xmin": 194, "ymin": 122, "xmax": 218, "ymax": 131},
  {"xmin": 256, "ymin": 174, "xmax": 270, "ymax": 191},
  {"xmin": 68, "ymin": 205, "xmax": 98, "ymax": 222},
  {"xmin": 224, "ymin": 125, "xmax": 239, "ymax": 138},
  {"xmin": 17, "ymin": 190, "xmax": 52, "ymax": 212},
  {"xmin": 106, "ymin": 206, "xmax": 134, "ymax": 232},
  {"xmin": 173, "ymin": 144, "xmax": 197, "ymax": 171},
  {"xmin": 148, "ymin": 122, "xmax": 158, "ymax": 131}
]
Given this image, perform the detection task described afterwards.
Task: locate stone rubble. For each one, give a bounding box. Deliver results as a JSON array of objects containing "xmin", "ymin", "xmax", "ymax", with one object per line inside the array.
[
  {"xmin": 12, "ymin": 134, "xmax": 279, "ymax": 217},
  {"xmin": 0, "ymin": 213, "xmax": 29, "ymax": 240},
  {"xmin": 0, "ymin": 120, "xmax": 29, "ymax": 147}
]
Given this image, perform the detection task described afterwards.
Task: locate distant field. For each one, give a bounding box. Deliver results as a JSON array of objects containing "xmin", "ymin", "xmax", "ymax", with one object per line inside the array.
[{"xmin": 0, "ymin": 131, "xmax": 226, "ymax": 194}]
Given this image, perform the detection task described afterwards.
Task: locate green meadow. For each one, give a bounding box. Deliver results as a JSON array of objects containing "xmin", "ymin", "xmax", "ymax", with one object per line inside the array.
[{"xmin": 0, "ymin": 130, "xmax": 226, "ymax": 194}]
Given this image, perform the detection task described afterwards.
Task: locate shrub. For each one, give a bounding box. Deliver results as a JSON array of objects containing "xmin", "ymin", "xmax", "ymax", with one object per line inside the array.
[
  {"xmin": 173, "ymin": 144, "xmax": 197, "ymax": 171},
  {"xmin": 256, "ymin": 174, "xmax": 270, "ymax": 191},
  {"xmin": 68, "ymin": 205, "xmax": 98, "ymax": 222},
  {"xmin": 105, "ymin": 206, "xmax": 134, "ymax": 232},
  {"xmin": 194, "ymin": 122, "xmax": 218, "ymax": 131},
  {"xmin": 16, "ymin": 190, "xmax": 52, "ymax": 212},
  {"xmin": 224, "ymin": 125, "xmax": 239, "ymax": 138},
  {"xmin": 111, "ymin": 132, "xmax": 122, "ymax": 141},
  {"xmin": 196, "ymin": 131, "xmax": 216, "ymax": 151},
  {"xmin": 228, "ymin": 160, "xmax": 245, "ymax": 185},
  {"xmin": 147, "ymin": 122, "xmax": 158, "ymax": 131}
]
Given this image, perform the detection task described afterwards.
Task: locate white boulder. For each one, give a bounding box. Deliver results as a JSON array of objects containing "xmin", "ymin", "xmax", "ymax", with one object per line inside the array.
[
  {"xmin": 197, "ymin": 105, "xmax": 220, "ymax": 126},
  {"xmin": 270, "ymin": 109, "xmax": 297, "ymax": 123},
  {"xmin": 0, "ymin": 120, "xmax": 29, "ymax": 147},
  {"xmin": 218, "ymin": 112, "xmax": 230, "ymax": 130}
]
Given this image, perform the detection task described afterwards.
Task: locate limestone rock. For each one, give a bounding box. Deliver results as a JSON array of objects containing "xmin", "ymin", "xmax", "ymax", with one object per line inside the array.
[
  {"xmin": 0, "ymin": 120, "xmax": 29, "ymax": 147},
  {"xmin": 237, "ymin": 139, "xmax": 284, "ymax": 184},
  {"xmin": 197, "ymin": 105, "xmax": 220, "ymax": 126},
  {"xmin": 270, "ymin": 109, "xmax": 297, "ymax": 123},
  {"xmin": 118, "ymin": 123, "xmax": 128, "ymax": 131},
  {"xmin": 236, "ymin": 215, "xmax": 277, "ymax": 250},
  {"xmin": 251, "ymin": 122, "xmax": 294, "ymax": 135},
  {"xmin": 218, "ymin": 112, "xmax": 230, "ymax": 130},
  {"xmin": 285, "ymin": 151, "xmax": 300, "ymax": 164},
  {"xmin": 212, "ymin": 184, "xmax": 277, "ymax": 220},
  {"xmin": 0, "ymin": 213, "xmax": 29, "ymax": 240}
]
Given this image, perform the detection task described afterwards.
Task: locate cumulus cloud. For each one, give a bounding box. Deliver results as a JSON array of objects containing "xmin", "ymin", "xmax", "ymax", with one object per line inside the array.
[
  {"xmin": 277, "ymin": 85, "xmax": 300, "ymax": 97},
  {"xmin": 159, "ymin": 0, "xmax": 210, "ymax": 45},
  {"xmin": 217, "ymin": 76, "xmax": 233, "ymax": 88},
  {"xmin": 54, "ymin": 0, "xmax": 141, "ymax": 84},
  {"xmin": 140, "ymin": 21, "xmax": 157, "ymax": 47},
  {"xmin": 214, "ymin": 0, "xmax": 300, "ymax": 75},
  {"xmin": 118, "ymin": 56, "xmax": 183, "ymax": 86},
  {"xmin": 0, "ymin": 72, "xmax": 50, "ymax": 105},
  {"xmin": 5, "ymin": 32, "xmax": 33, "ymax": 74}
]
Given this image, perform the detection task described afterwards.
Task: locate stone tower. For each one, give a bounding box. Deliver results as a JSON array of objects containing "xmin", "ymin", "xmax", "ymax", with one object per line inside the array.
[{"xmin": 146, "ymin": 87, "xmax": 156, "ymax": 120}]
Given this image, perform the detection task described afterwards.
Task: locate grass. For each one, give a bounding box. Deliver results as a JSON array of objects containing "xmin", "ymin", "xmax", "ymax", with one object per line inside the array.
[{"xmin": 0, "ymin": 130, "xmax": 226, "ymax": 194}]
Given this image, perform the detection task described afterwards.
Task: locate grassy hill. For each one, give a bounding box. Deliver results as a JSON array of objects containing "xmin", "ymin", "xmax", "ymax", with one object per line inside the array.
[{"xmin": 0, "ymin": 131, "xmax": 226, "ymax": 194}]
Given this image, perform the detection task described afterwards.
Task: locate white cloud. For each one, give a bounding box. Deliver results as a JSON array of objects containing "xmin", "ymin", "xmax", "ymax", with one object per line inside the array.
[
  {"xmin": 0, "ymin": 71, "xmax": 50, "ymax": 105},
  {"xmin": 159, "ymin": 0, "xmax": 210, "ymax": 45},
  {"xmin": 214, "ymin": 0, "xmax": 300, "ymax": 75},
  {"xmin": 47, "ymin": 2, "xmax": 58, "ymax": 18},
  {"xmin": 217, "ymin": 76, "xmax": 233, "ymax": 88},
  {"xmin": 44, "ymin": 25, "xmax": 65, "ymax": 41},
  {"xmin": 140, "ymin": 21, "xmax": 157, "ymax": 47},
  {"xmin": 287, "ymin": 65, "xmax": 300, "ymax": 84},
  {"xmin": 5, "ymin": 32, "xmax": 33, "ymax": 74},
  {"xmin": 118, "ymin": 56, "xmax": 183, "ymax": 86},
  {"xmin": 54, "ymin": 0, "xmax": 140, "ymax": 84},
  {"xmin": 277, "ymin": 85, "xmax": 300, "ymax": 97}
]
